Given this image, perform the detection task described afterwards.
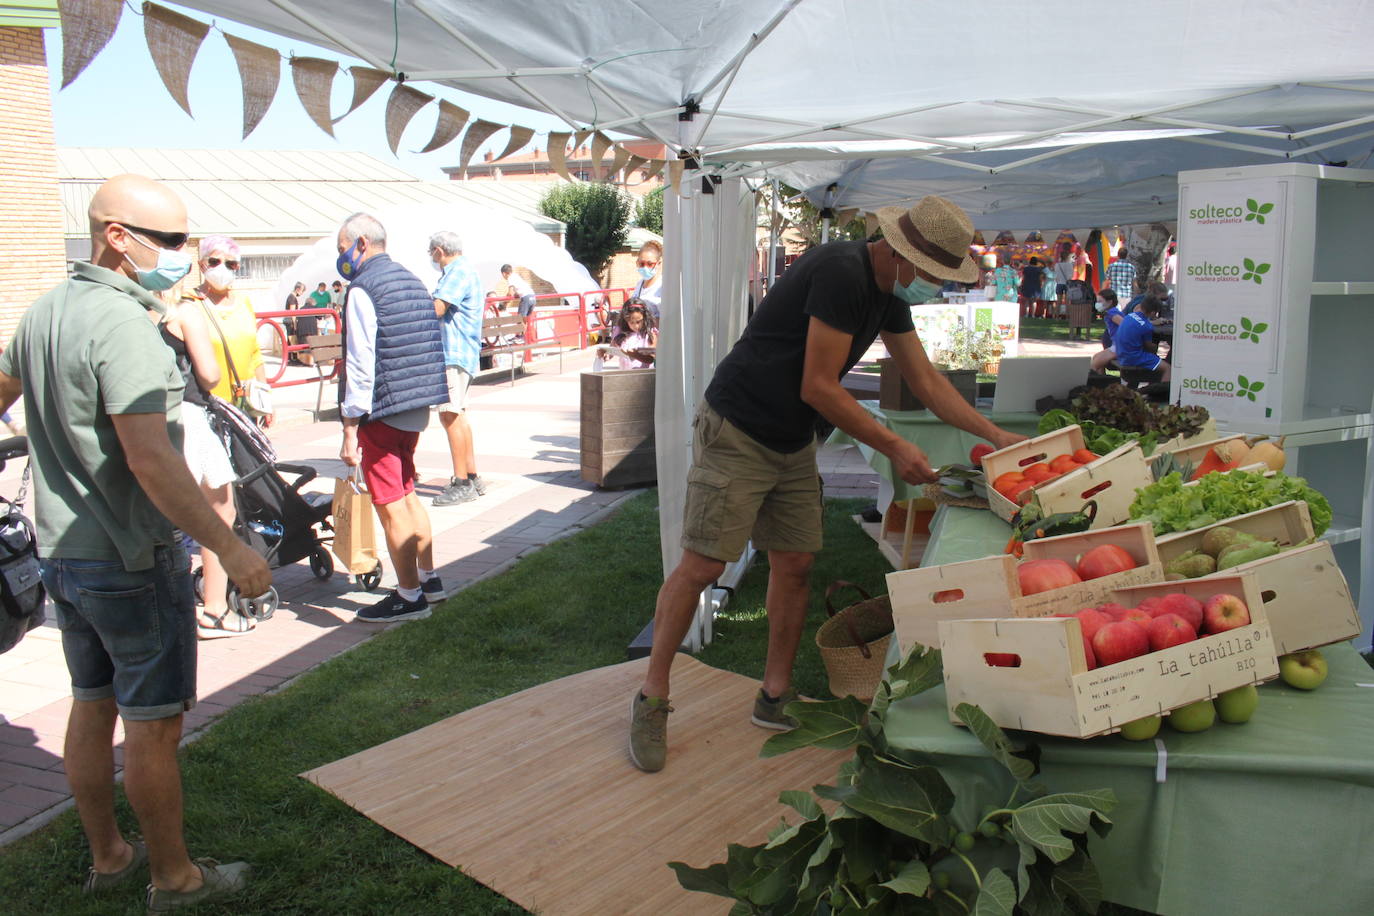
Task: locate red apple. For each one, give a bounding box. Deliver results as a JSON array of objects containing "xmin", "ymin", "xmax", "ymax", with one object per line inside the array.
[
  {"xmin": 1095, "ymin": 602, "xmax": 1129, "ymax": 620},
  {"xmin": 1072, "ymin": 607, "xmax": 1111, "ymax": 642},
  {"xmin": 1076, "ymin": 544, "xmax": 1137, "ymax": 581},
  {"xmin": 1203, "ymin": 593, "xmax": 1251, "ymax": 634},
  {"xmin": 1092, "ymin": 621, "xmax": 1151, "ymax": 666},
  {"xmin": 1082, "ymin": 636, "xmax": 1097, "ymax": 670},
  {"xmin": 985, "ymin": 653, "xmax": 1020, "ymax": 667},
  {"xmin": 1156, "ymin": 593, "xmax": 1205, "ymax": 633},
  {"xmin": 1136, "ymin": 596, "xmax": 1169, "ymax": 618},
  {"xmin": 1121, "ymin": 608, "xmax": 1154, "ymax": 628},
  {"xmin": 1016, "ymin": 558, "xmax": 1082, "ymax": 596},
  {"xmin": 1147, "ymin": 613, "xmax": 1198, "ymax": 651}
]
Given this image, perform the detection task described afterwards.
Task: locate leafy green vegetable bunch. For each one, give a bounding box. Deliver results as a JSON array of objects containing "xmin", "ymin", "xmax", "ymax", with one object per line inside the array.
[
  {"xmin": 1037, "ymin": 409, "xmax": 1159, "ymax": 457},
  {"xmin": 671, "ymin": 646, "xmax": 1116, "ymax": 915},
  {"xmin": 1069, "ymin": 387, "xmax": 1209, "ymax": 440},
  {"xmin": 1128, "ymin": 469, "xmax": 1333, "ymax": 535}
]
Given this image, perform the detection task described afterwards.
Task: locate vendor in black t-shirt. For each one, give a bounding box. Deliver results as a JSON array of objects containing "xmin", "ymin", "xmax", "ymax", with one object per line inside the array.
[{"xmin": 628, "ymin": 196, "xmax": 1029, "ymax": 773}]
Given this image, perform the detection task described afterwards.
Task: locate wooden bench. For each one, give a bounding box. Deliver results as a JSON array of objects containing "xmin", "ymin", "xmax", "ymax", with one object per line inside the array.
[
  {"xmin": 304, "ymin": 333, "xmax": 343, "ymax": 419},
  {"xmin": 479, "ymin": 312, "xmax": 529, "ymax": 383}
]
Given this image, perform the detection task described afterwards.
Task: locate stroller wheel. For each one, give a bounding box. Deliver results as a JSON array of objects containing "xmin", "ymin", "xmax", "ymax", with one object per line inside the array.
[
  {"xmin": 231, "ymin": 586, "xmax": 279, "ymax": 622},
  {"xmin": 359, "ymin": 562, "xmax": 383, "ymax": 592},
  {"xmin": 309, "ymin": 545, "xmax": 334, "ymax": 580}
]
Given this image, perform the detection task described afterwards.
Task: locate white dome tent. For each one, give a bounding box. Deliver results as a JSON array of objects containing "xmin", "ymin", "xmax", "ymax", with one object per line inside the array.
[{"xmin": 131, "ymin": 0, "xmax": 1374, "ymax": 645}]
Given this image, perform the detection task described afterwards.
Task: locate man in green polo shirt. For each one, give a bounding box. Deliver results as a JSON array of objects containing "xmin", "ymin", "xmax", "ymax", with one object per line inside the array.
[{"xmin": 0, "ymin": 174, "xmax": 269, "ymax": 908}]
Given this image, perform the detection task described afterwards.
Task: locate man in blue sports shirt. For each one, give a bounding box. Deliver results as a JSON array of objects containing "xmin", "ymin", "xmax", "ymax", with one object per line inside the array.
[{"xmin": 1113, "ymin": 297, "xmax": 1170, "ymax": 382}]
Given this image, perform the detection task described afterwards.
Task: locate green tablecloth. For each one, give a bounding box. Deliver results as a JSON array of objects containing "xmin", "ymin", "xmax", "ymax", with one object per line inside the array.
[
  {"xmin": 885, "ymin": 506, "xmax": 1374, "ymax": 915},
  {"xmin": 826, "ymin": 402, "xmax": 1042, "ymax": 501}
]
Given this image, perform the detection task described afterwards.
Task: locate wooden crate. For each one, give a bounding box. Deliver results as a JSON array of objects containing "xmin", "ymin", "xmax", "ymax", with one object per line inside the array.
[
  {"xmin": 886, "ymin": 523, "xmax": 1164, "ymax": 652},
  {"xmin": 1156, "ymin": 504, "xmax": 1358, "ymax": 653},
  {"xmin": 939, "ymin": 572, "xmax": 1278, "ymax": 738},
  {"xmin": 579, "ymin": 369, "xmax": 657, "ymax": 488},
  {"xmin": 980, "ymin": 425, "xmax": 1153, "ymax": 527}
]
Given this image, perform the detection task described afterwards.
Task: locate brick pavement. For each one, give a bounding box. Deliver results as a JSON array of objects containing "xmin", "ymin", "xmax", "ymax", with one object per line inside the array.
[{"xmin": 0, "ymin": 348, "xmax": 881, "ymax": 845}]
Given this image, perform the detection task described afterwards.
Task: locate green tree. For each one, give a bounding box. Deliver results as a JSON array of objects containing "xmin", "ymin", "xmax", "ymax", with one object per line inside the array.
[
  {"xmin": 634, "ymin": 186, "xmax": 664, "ymax": 235},
  {"xmin": 538, "ymin": 182, "xmax": 632, "ymax": 278}
]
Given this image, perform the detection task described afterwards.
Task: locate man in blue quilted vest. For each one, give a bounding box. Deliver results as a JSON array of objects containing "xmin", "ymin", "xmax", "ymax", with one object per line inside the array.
[{"xmin": 336, "ymin": 212, "xmax": 451, "ymax": 622}]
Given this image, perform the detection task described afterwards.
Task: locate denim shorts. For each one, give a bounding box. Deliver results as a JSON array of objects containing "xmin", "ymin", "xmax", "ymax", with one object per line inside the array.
[{"xmin": 41, "ymin": 545, "xmax": 197, "ymax": 721}]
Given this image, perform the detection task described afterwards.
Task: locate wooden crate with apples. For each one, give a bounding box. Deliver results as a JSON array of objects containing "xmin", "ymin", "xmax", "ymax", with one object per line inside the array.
[
  {"xmin": 980, "ymin": 426, "xmax": 1153, "ymax": 528},
  {"xmin": 939, "ymin": 572, "xmax": 1278, "ymax": 739},
  {"xmin": 1156, "ymin": 502, "xmax": 1360, "ymax": 654},
  {"xmin": 886, "ymin": 522, "xmax": 1164, "ymax": 652}
]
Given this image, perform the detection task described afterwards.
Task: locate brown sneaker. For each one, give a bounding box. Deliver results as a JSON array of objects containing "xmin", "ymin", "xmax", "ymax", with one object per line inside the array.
[
  {"xmin": 628, "ymin": 691, "xmax": 672, "ymax": 772},
  {"xmin": 751, "ymin": 687, "xmax": 800, "ymax": 730},
  {"xmin": 82, "ymin": 838, "xmax": 147, "ymax": 893}
]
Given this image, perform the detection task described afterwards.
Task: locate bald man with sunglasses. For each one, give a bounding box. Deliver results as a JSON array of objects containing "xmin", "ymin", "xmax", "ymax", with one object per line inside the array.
[{"xmin": 0, "ymin": 174, "xmax": 267, "ymax": 907}]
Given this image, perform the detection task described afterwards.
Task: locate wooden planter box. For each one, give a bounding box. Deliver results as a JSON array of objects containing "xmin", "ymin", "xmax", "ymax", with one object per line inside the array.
[
  {"xmin": 886, "ymin": 523, "xmax": 1164, "ymax": 652},
  {"xmin": 579, "ymin": 369, "xmax": 656, "ymax": 488},
  {"xmin": 879, "ymin": 359, "xmax": 976, "ymax": 410},
  {"xmin": 939, "ymin": 572, "xmax": 1278, "ymax": 739},
  {"xmin": 1156, "ymin": 502, "xmax": 1360, "ymax": 654},
  {"xmin": 980, "ymin": 425, "xmax": 1153, "ymax": 527}
]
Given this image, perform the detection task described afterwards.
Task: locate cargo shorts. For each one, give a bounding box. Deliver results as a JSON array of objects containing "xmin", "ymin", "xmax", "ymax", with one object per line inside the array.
[{"xmin": 680, "ymin": 402, "xmax": 823, "ymax": 562}]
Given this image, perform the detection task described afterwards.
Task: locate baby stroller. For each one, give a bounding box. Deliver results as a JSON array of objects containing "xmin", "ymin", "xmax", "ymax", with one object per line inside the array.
[
  {"xmin": 196, "ymin": 397, "xmax": 383, "ymax": 619},
  {"xmin": 0, "ymin": 436, "xmax": 44, "ymax": 655}
]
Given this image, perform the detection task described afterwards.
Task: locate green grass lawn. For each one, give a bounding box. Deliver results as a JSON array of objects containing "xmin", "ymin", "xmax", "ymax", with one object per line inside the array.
[
  {"xmin": 0, "ymin": 492, "xmax": 893, "ymax": 915},
  {"xmin": 1019, "ymin": 316, "xmax": 1100, "ymax": 343}
]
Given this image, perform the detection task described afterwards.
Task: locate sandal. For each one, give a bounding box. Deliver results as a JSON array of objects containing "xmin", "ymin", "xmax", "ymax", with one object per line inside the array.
[{"xmin": 197, "ymin": 609, "xmax": 255, "ymax": 639}]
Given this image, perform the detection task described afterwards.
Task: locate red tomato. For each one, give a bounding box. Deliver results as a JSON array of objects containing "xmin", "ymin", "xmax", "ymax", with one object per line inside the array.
[
  {"xmin": 993, "ymin": 471, "xmax": 1025, "ymax": 490},
  {"xmin": 1016, "ymin": 558, "xmax": 1083, "ymax": 596},
  {"xmin": 1076, "ymin": 544, "xmax": 1138, "ymax": 580},
  {"xmin": 970, "ymin": 443, "xmax": 995, "ymax": 466},
  {"xmin": 1073, "ymin": 449, "xmax": 1099, "ymax": 464},
  {"xmin": 1021, "ymin": 463, "xmax": 1052, "ymax": 482},
  {"xmin": 1049, "ymin": 454, "xmax": 1079, "ymax": 474},
  {"xmin": 1006, "ymin": 480, "xmax": 1037, "ymax": 504}
]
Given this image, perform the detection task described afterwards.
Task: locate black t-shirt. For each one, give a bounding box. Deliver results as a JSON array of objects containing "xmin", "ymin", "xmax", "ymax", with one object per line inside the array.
[
  {"xmin": 705, "ymin": 241, "xmax": 914, "ymax": 453},
  {"xmin": 1019, "ymin": 265, "xmax": 1044, "ymax": 292}
]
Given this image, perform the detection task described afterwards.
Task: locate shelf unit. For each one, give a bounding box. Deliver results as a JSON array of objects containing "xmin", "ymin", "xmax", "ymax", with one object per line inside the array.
[{"xmin": 1172, "ymin": 163, "xmax": 1374, "ymax": 645}]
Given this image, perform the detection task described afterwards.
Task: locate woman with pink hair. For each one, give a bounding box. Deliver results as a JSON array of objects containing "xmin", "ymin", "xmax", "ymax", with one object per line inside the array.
[{"xmin": 177, "ymin": 234, "xmax": 271, "ymax": 636}]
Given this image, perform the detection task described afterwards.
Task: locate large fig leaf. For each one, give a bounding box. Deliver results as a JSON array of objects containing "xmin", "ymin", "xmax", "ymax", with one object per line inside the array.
[
  {"xmin": 1008, "ymin": 791, "xmax": 1115, "ymax": 863},
  {"xmin": 844, "ymin": 752, "xmax": 954, "ymax": 843},
  {"xmin": 972, "ymin": 867, "xmax": 1016, "ymax": 916},
  {"xmin": 953, "ymin": 702, "xmax": 1039, "ymax": 787},
  {"xmin": 761, "ymin": 695, "xmax": 869, "ymax": 757}
]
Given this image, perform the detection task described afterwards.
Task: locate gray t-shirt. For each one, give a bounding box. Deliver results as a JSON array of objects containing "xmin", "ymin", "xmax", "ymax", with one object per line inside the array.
[{"xmin": 0, "ymin": 262, "xmax": 184, "ymax": 571}]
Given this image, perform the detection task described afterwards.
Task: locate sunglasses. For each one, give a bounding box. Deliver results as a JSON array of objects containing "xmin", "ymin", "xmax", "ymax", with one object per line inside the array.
[
  {"xmin": 205, "ymin": 257, "xmax": 240, "ymax": 270},
  {"xmin": 111, "ymin": 222, "xmax": 189, "ymax": 250}
]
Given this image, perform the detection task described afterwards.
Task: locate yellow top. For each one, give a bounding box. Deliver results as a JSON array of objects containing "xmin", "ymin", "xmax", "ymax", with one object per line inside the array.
[{"xmin": 184, "ymin": 290, "xmax": 263, "ymax": 401}]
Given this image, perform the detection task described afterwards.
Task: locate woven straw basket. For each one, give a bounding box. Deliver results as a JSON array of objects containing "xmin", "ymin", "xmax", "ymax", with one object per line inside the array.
[{"xmin": 815, "ymin": 581, "xmax": 894, "ymax": 701}]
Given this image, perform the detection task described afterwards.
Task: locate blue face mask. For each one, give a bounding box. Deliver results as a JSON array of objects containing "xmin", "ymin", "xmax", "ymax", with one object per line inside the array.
[
  {"xmin": 336, "ymin": 239, "xmax": 364, "ymax": 280},
  {"xmin": 637, "ymin": 265, "xmax": 657, "ymax": 281},
  {"xmin": 124, "ymin": 232, "xmax": 192, "ymax": 292},
  {"xmin": 892, "ymin": 273, "xmax": 941, "ymax": 305}
]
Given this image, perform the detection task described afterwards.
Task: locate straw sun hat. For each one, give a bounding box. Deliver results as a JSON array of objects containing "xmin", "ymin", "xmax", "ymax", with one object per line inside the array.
[{"xmin": 875, "ymin": 196, "xmax": 980, "ymax": 284}]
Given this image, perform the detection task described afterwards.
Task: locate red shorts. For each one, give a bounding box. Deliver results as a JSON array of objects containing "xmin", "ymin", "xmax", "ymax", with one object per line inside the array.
[{"xmin": 359, "ymin": 421, "xmax": 419, "ymax": 505}]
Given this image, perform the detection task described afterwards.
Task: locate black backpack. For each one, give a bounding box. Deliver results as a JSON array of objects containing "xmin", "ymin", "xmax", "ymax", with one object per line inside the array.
[{"xmin": 0, "ymin": 458, "xmax": 45, "ymax": 655}]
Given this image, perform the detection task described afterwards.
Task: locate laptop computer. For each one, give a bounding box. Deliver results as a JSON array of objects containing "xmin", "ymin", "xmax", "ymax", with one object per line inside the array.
[{"xmin": 991, "ymin": 356, "xmax": 1093, "ymax": 413}]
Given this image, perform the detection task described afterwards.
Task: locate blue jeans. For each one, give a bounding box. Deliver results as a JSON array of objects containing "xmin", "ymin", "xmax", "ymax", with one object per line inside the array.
[{"xmin": 42, "ymin": 545, "xmax": 197, "ymax": 721}]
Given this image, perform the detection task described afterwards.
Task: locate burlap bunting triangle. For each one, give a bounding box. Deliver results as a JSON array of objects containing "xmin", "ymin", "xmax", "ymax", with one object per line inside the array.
[
  {"xmin": 335, "ymin": 66, "xmax": 391, "ymax": 124},
  {"xmin": 58, "ymin": 0, "xmax": 122, "ymax": 89},
  {"xmin": 224, "ymin": 34, "xmax": 280, "ymax": 139},
  {"xmin": 545, "ymin": 131, "xmax": 573, "ymax": 182},
  {"xmin": 143, "ymin": 3, "xmax": 210, "ymax": 117},
  {"xmin": 384, "ymin": 83, "xmax": 434, "ymax": 155},
  {"xmin": 492, "ymin": 125, "xmax": 535, "ymax": 163},
  {"xmin": 291, "ymin": 57, "xmax": 339, "ymax": 136},
  {"xmin": 418, "ymin": 99, "xmax": 470, "ymax": 154},
  {"xmin": 457, "ymin": 120, "xmax": 504, "ymax": 176}
]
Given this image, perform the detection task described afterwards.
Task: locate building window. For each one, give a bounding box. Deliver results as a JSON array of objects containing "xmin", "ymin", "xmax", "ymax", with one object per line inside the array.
[{"xmin": 239, "ymin": 255, "xmax": 296, "ymax": 282}]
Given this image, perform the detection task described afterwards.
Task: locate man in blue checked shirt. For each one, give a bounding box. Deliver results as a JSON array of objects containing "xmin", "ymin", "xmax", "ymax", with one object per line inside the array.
[
  {"xmin": 1104, "ymin": 247, "xmax": 1137, "ymax": 299},
  {"xmin": 428, "ymin": 231, "xmax": 489, "ymax": 506}
]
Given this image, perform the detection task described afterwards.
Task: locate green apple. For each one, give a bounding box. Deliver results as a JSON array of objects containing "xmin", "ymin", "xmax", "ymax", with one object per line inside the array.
[
  {"xmin": 1279, "ymin": 649, "xmax": 1329, "ymax": 690},
  {"xmin": 1119, "ymin": 715, "xmax": 1162, "ymax": 741},
  {"xmin": 1215, "ymin": 685, "xmax": 1259, "ymax": 723},
  {"xmin": 1167, "ymin": 699, "xmax": 1216, "ymax": 733}
]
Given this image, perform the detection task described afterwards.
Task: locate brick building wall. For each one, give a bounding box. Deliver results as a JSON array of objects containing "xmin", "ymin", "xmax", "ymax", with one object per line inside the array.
[{"xmin": 0, "ymin": 26, "xmax": 66, "ymax": 344}]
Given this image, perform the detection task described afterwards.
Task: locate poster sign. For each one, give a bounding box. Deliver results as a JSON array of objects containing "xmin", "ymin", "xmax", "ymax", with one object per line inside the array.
[{"xmin": 1174, "ymin": 177, "xmax": 1287, "ymax": 423}]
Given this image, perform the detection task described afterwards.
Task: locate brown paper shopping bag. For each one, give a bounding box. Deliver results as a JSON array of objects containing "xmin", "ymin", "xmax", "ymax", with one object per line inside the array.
[{"xmin": 331, "ymin": 470, "xmax": 379, "ymax": 574}]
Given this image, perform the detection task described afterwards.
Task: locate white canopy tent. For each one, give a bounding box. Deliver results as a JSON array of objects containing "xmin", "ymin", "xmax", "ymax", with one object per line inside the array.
[{"xmin": 156, "ymin": 0, "xmax": 1374, "ymax": 643}]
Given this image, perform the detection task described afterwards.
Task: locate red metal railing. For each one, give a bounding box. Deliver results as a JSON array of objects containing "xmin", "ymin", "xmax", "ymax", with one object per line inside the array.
[{"xmin": 253, "ymin": 287, "xmax": 637, "ymax": 387}]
